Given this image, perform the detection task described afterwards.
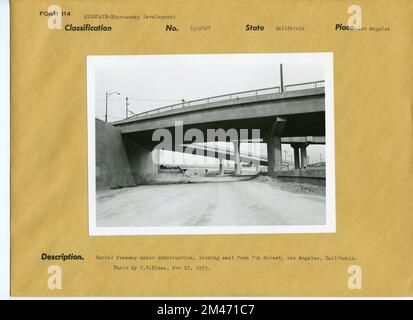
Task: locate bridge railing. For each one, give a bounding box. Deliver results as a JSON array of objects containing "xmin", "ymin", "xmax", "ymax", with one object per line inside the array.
[
  {"xmin": 127, "ymin": 80, "xmax": 324, "ymax": 119},
  {"xmin": 284, "ymin": 80, "xmax": 325, "ymax": 92}
]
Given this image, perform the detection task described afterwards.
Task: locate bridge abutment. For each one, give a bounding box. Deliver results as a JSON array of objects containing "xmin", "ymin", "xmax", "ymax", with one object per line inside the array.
[
  {"xmin": 95, "ymin": 119, "xmax": 158, "ymax": 189},
  {"xmin": 123, "ymin": 137, "xmax": 158, "ymax": 185},
  {"xmin": 95, "ymin": 119, "xmax": 136, "ymax": 189}
]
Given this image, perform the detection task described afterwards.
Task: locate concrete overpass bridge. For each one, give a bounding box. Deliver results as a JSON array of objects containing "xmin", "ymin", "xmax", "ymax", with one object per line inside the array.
[{"xmin": 96, "ymin": 81, "xmax": 326, "ymax": 188}]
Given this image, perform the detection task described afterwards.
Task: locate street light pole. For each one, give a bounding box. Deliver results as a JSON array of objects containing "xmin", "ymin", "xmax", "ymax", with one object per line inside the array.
[{"xmin": 105, "ymin": 91, "xmax": 120, "ymax": 123}]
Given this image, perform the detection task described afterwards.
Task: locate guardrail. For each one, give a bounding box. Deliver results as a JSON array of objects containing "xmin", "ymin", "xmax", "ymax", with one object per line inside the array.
[
  {"xmin": 284, "ymin": 80, "xmax": 325, "ymax": 92},
  {"xmin": 127, "ymin": 80, "xmax": 325, "ymax": 119}
]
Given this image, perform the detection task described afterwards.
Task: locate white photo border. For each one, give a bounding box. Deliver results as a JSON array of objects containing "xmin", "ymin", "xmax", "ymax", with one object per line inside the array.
[{"xmin": 0, "ymin": 0, "xmax": 10, "ymax": 299}]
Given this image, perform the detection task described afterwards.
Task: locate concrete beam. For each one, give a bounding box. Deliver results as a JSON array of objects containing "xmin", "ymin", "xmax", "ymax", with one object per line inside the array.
[
  {"xmin": 114, "ymin": 87, "xmax": 325, "ymax": 127},
  {"xmin": 114, "ymin": 94, "xmax": 325, "ymax": 135},
  {"xmin": 282, "ymin": 136, "xmax": 325, "ymax": 145},
  {"xmin": 238, "ymin": 136, "xmax": 325, "ymax": 145},
  {"xmin": 182, "ymin": 144, "xmax": 268, "ymax": 166}
]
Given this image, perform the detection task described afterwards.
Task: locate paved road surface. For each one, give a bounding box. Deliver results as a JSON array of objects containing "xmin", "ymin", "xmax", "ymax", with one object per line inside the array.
[{"xmin": 96, "ymin": 178, "xmax": 326, "ymax": 227}]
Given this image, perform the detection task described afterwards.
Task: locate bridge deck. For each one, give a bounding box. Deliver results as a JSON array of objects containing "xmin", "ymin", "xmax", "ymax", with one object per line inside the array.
[{"xmin": 113, "ymin": 82, "xmax": 325, "ymax": 126}]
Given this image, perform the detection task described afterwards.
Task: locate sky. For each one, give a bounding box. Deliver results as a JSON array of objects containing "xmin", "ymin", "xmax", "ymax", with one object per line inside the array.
[{"xmin": 93, "ymin": 55, "xmax": 325, "ymax": 165}]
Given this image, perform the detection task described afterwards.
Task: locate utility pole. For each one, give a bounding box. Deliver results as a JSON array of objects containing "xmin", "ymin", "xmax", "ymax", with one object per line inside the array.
[
  {"xmin": 105, "ymin": 92, "xmax": 108, "ymax": 123},
  {"xmin": 280, "ymin": 64, "xmax": 284, "ymax": 93},
  {"xmin": 125, "ymin": 96, "xmax": 130, "ymax": 119}
]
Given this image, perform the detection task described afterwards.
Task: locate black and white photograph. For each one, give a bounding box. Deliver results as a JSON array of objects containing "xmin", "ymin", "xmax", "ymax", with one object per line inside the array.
[{"xmin": 87, "ymin": 53, "xmax": 335, "ymax": 235}]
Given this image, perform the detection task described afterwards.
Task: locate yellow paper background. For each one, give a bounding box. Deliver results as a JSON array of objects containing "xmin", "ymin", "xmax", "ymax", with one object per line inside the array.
[{"xmin": 10, "ymin": 0, "xmax": 413, "ymax": 296}]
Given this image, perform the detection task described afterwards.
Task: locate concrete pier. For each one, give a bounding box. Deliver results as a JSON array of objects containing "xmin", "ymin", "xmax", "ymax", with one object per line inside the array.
[
  {"xmin": 292, "ymin": 144, "xmax": 300, "ymax": 169},
  {"xmin": 300, "ymin": 144, "xmax": 308, "ymax": 169},
  {"xmin": 266, "ymin": 117, "xmax": 286, "ymax": 176},
  {"xmin": 218, "ymin": 155, "xmax": 225, "ymax": 175},
  {"xmin": 233, "ymin": 141, "xmax": 241, "ymax": 175}
]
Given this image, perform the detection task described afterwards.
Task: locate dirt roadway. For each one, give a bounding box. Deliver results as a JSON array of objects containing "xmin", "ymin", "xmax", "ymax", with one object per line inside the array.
[{"xmin": 96, "ymin": 177, "xmax": 326, "ymax": 227}]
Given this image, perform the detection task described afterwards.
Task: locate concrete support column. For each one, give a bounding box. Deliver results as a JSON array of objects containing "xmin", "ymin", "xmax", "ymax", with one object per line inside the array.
[
  {"xmin": 233, "ymin": 141, "xmax": 241, "ymax": 175},
  {"xmin": 154, "ymin": 148, "xmax": 161, "ymax": 172},
  {"xmin": 300, "ymin": 145, "xmax": 308, "ymax": 169},
  {"xmin": 267, "ymin": 135, "xmax": 283, "ymax": 175},
  {"xmin": 266, "ymin": 117, "xmax": 287, "ymax": 177},
  {"xmin": 291, "ymin": 144, "xmax": 301, "ymax": 169},
  {"xmin": 218, "ymin": 155, "xmax": 225, "ymax": 175}
]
